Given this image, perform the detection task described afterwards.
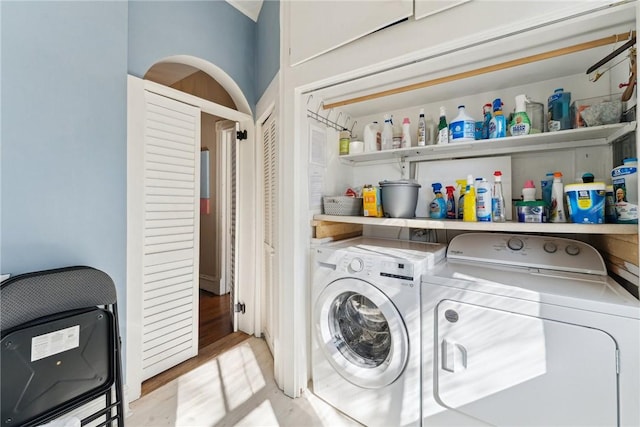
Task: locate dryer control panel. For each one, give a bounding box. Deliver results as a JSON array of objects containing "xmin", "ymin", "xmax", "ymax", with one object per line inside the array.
[{"xmin": 446, "ymin": 233, "xmax": 606, "ymax": 275}]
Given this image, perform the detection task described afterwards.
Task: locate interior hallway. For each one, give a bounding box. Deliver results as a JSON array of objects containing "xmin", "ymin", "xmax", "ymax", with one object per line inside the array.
[{"xmin": 127, "ymin": 337, "xmax": 361, "ymax": 426}]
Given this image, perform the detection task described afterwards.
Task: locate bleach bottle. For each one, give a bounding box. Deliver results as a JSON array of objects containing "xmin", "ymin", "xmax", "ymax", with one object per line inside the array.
[
  {"xmin": 430, "ymin": 183, "xmax": 447, "ymax": 219},
  {"xmin": 446, "ymin": 185, "xmax": 457, "ymax": 219},
  {"xmin": 475, "ymin": 177, "xmax": 492, "ymax": 221}
]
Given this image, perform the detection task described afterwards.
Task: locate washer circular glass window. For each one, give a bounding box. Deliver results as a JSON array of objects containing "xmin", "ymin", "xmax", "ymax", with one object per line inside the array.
[
  {"xmin": 314, "ymin": 278, "xmax": 409, "ymax": 389},
  {"xmin": 329, "ymin": 292, "xmax": 391, "ymax": 368}
]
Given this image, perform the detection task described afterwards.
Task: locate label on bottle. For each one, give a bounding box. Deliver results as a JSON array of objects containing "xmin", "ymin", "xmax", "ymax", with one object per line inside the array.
[
  {"xmin": 418, "ymin": 126, "xmax": 426, "ymax": 146},
  {"xmin": 438, "ymin": 127, "xmax": 449, "ymax": 144},
  {"xmin": 450, "ymin": 120, "xmax": 475, "ymax": 141},
  {"xmin": 476, "ymin": 185, "xmax": 492, "ymax": 221}
]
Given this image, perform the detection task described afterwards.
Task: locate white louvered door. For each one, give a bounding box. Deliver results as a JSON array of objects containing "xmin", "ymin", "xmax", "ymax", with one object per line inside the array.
[
  {"xmin": 141, "ymin": 91, "xmax": 201, "ymax": 380},
  {"xmin": 262, "ymin": 113, "xmax": 277, "ymax": 352}
]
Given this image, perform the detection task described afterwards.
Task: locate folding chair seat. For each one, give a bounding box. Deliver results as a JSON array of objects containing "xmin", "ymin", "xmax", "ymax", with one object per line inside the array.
[{"xmin": 1, "ymin": 266, "xmax": 125, "ymax": 427}]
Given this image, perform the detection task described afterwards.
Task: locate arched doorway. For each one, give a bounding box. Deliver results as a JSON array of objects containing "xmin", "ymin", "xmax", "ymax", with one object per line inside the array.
[{"xmin": 126, "ymin": 56, "xmax": 257, "ymax": 403}]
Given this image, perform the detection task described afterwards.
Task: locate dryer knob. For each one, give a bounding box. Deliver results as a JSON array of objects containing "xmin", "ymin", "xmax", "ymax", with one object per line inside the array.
[
  {"xmin": 349, "ymin": 258, "xmax": 364, "ymax": 272},
  {"xmin": 543, "ymin": 242, "xmax": 558, "ymax": 253},
  {"xmin": 565, "ymin": 244, "xmax": 581, "ymax": 256},
  {"xmin": 507, "ymin": 237, "xmax": 524, "ymax": 251}
]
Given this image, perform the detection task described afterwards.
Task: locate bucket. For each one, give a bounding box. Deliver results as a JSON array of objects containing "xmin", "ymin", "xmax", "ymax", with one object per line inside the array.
[
  {"xmin": 379, "ymin": 180, "xmax": 421, "ymax": 218},
  {"xmin": 564, "ymin": 182, "xmax": 606, "ymax": 224}
]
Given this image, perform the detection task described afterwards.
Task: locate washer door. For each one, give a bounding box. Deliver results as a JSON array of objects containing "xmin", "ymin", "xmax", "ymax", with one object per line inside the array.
[{"xmin": 314, "ymin": 277, "xmax": 408, "ymax": 389}]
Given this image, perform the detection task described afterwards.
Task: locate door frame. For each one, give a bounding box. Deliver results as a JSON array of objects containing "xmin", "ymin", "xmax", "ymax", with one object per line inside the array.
[{"xmin": 126, "ymin": 75, "xmax": 255, "ymax": 402}]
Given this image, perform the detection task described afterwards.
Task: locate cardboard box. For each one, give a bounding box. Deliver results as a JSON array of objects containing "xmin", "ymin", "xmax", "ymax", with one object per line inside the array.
[{"xmin": 363, "ymin": 186, "xmax": 383, "ymax": 217}]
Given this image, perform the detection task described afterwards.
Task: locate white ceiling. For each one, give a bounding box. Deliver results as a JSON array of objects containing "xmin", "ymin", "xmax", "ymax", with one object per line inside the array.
[{"xmin": 226, "ymin": 0, "xmax": 263, "ymax": 22}]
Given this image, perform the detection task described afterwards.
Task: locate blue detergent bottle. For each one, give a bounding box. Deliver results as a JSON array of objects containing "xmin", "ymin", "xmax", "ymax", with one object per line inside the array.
[
  {"xmin": 488, "ymin": 98, "xmax": 506, "ymax": 138},
  {"xmin": 430, "ymin": 183, "xmax": 447, "ymax": 219}
]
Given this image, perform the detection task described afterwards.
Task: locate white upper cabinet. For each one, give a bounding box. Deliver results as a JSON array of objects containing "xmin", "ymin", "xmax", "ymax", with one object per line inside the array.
[
  {"xmin": 414, "ymin": 0, "xmax": 470, "ymax": 20},
  {"xmin": 288, "ymin": 0, "xmax": 413, "ymax": 66}
]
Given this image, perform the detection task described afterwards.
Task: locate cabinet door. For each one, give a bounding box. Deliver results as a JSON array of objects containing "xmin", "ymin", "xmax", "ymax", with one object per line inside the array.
[
  {"xmin": 414, "ymin": 0, "xmax": 470, "ymax": 20},
  {"xmin": 434, "ymin": 300, "xmax": 618, "ymax": 426},
  {"xmin": 289, "ymin": 0, "xmax": 413, "ymax": 66}
]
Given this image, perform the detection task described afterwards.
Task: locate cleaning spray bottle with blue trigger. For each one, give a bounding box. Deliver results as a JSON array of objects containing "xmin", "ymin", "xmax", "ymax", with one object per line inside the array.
[{"xmin": 430, "ymin": 183, "xmax": 447, "ymax": 219}]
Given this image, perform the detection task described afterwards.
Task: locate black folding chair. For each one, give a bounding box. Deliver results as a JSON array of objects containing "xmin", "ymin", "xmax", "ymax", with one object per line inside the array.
[{"xmin": 1, "ymin": 266, "xmax": 125, "ymax": 427}]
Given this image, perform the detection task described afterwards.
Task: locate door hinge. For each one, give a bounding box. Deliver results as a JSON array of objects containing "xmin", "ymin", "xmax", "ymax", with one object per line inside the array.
[
  {"xmin": 234, "ymin": 302, "xmax": 246, "ymax": 314},
  {"xmin": 237, "ymin": 130, "xmax": 247, "ymax": 140}
]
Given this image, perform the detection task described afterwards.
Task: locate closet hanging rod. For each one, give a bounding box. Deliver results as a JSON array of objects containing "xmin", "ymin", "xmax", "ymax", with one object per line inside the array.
[{"xmin": 323, "ymin": 31, "xmax": 636, "ymax": 110}]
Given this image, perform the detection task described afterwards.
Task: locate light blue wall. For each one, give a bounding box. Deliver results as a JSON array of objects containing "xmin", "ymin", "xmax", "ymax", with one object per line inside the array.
[
  {"xmin": 128, "ymin": 0, "xmax": 257, "ymax": 110},
  {"xmin": 1, "ymin": 1, "xmax": 128, "ymax": 304},
  {"xmin": 1, "ymin": 0, "xmax": 277, "ymax": 376},
  {"xmin": 256, "ymin": 0, "xmax": 280, "ymax": 97}
]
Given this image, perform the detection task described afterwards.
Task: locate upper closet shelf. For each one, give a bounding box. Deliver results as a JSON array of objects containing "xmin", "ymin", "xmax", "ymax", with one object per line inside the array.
[{"xmin": 340, "ymin": 121, "xmax": 636, "ymax": 165}]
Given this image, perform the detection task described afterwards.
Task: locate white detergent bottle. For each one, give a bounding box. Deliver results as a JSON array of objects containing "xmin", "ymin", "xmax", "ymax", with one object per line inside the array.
[
  {"xmin": 381, "ymin": 115, "xmax": 394, "ymax": 150},
  {"xmin": 550, "ymin": 171, "xmax": 567, "ymax": 222},
  {"xmin": 449, "ymin": 105, "xmax": 476, "ymax": 142},
  {"xmin": 401, "ymin": 117, "xmax": 412, "ymax": 148},
  {"xmin": 509, "ymin": 95, "xmax": 531, "ymax": 136}
]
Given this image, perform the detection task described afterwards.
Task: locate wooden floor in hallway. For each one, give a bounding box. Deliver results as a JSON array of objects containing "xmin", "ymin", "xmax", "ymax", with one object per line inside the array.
[{"xmin": 141, "ymin": 290, "xmax": 242, "ymax": 396}]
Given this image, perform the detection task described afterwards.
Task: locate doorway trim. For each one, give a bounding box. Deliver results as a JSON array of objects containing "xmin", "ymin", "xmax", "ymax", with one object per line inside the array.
[{"xmin": 126, "ymin": 71, "xmax": 254, "ymax": 403}]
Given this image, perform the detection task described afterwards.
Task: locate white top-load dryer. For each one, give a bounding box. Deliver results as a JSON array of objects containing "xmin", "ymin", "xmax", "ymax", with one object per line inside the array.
[
  {"xmin": 312, "ymin": 237, "xmax": 446, "ymax": 427},
  {"xmin": 421, "ymin": 232, "xmax": 640, "ymax": 426}
]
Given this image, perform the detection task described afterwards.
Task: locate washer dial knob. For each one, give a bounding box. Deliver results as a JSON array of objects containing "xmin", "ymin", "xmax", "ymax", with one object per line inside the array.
[
  {"xmin": 543, "ymin": 242, "xmax": 558, "ymax": 253},
  {"xmin": 507, "ymin": 237, "xmax": 524, "ymax": 251},
  {"xmin": 349, "ymin": 258, "xmax": 364, "ymax": 272},
  {"xmin": 565, "ymin": 244, "xmax": 581, "ymax": 256}
]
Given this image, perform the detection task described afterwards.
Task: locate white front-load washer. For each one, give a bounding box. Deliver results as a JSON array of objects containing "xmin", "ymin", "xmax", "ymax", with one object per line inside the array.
[
  {"xmin": 421, "ymin": 233, "xmax": 640, "ymax": 427},
  {"xmin": 312, "ymin": 237, "xmax": 446, "ymax": 427}
]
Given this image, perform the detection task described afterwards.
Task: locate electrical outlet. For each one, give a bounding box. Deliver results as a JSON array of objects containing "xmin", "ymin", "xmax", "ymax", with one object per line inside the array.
[{"xmin": 410, "ymin": 228, "xmax": 428, "ymax": 242}]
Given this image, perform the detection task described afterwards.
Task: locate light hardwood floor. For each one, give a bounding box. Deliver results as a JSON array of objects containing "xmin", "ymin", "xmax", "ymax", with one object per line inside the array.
[{"xmin": 126, "ymin": 337, "xmax": 361, "ymax": 426}]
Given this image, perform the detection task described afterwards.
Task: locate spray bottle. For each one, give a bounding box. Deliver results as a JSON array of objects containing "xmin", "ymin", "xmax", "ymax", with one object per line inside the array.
[
  {"xmin": 509, "ymin": 95, "xmax": 532, "ymax": 136},
  {"xmin": 463, "ymin": 175, "xmax": 477, "ymax": 222},
  {"xmin": 445, "ymin": 186, "xmax": 456, "ymax": 219},
  {"xmin": 492, "ymin": 171, "xmax": 506, "ymax": 222},
  {"xmin": 456, "ymin": 179, "xmax": 467, "ymax": 219},
  {"xmin": 430, "ymin": 183, "xmax": 447, "ymax": 219},
  {"xmin": 550, "ymin": 171, "xmax": 567, "ymax": 222},
  {"xmin": 488, "ymin": 98, "xmax": 506, "ymax": 139}
]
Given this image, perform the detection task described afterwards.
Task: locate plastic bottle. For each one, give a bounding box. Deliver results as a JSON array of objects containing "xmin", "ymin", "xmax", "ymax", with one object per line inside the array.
[
  {"xmin": 456, "ymin": 179, "xmax": 467, "ymax": 219},
  {"xmin": 363, "ymin": 122, "xmax": 381, "ymax": 152},
  {"xmin": 445, "ymin": 185, "xmax": 457, "ymax": 219},
  {"xmin": 392, "ymin": 116, "xmax": 402, "ymax": 149},
  {"xmin": 548, "ymin": 88, "xmax": 571, "ymax": 132},
  {"xmin": 449, "ymin": 105, "xmax": 476, "ymax": 142},
  {"xmin": 339, "ymin": 130, "xmax": 350, "ymax": 155},
  {"xmin": 401, "ymin": 117, "xmax": 412, "ymax": 148},
  {"xmin": 429, "ymin": 183, "xmax": 447, "ymax": 219},
  {"xmin": 475, "ymin": 177, "xmax": 492, "ymax": 221},
  {"xmin": 549, "ymin": 171, "xmax": 567, "ymax": 222},
  {"xmin": 522, "ymin": 180, "xmax": 536, "ymax": 201},
  {"xmin": 437, "ymin": 107, "xmax": 449, "ymax": 144},
  {"xmin": 426, "ymin": 115, "xmax": 436, "ymax": 145},
  {"xmin": 417, "ymin": 109, "xmax": 426, "ymax": 146},
  {"xmin": 463, "ymin": 175, "xmax": 477, "ymax": 222},
  {"xmin": 611, "ymin": 157, "xmax": 638, "ymax": 223},
  {"xmin": 381, "ymin": 115, "xmax": 394, "ymax": 150},
  {"xmin": 482, "ymin": 103, "xmax": 492, "ymax": 139},
  {"xmin": 541, "ymin": 172, "xmax": 554, "ymax": 206},
  {"xmin": 492, "ymin": 171, "xmax": 506, "ymax": 222},
  {"xmin": 509, "ymin": 95, "xmax": 532, "ymax": 136},
  {"xmin": 488, "ymin": 98, "xmax": 506, "ymax": 139}
]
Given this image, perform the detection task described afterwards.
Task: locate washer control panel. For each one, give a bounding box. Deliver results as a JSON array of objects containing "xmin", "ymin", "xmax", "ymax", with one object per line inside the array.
[
  {"xmin": 337, "ymin": 255, "xmax": 415, "ymax": 281},
  {"xmin": 446, "ymin": 233, "xmax": 606, "ymax": 275}
]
